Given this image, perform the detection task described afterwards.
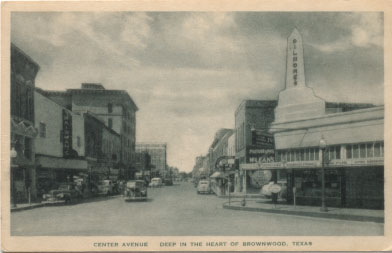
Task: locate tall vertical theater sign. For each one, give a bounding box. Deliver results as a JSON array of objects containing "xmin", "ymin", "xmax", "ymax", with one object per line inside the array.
[
  {"xmin": 62, "ymin": 109, "xmax": 73, "ymax": 158},
  {"xmin": 241, "ymin": 29, "xmax": 384, "ymax": 210}
]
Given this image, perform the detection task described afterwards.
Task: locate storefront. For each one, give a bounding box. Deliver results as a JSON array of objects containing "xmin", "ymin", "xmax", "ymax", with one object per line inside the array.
[
  {"xmin": 243, "ymin": 144, "xmax": 384, "ymax": 210},
  {"xmin": 35, "ymin": 155, "xmax": 88, "ymax": 197}
]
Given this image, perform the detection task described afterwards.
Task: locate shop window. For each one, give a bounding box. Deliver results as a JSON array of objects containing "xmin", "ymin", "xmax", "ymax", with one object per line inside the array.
[
  {"xmin": 315, "ymin": 148, "xmax": 319, "ymax": 160},
  {"xmin": 381, "ymin": 143, "xmax": 384, "ymax": 157},
  {"xmin": 360, "ymin": 144, "xmax": 366, "ymax": 158},
  {"xmin": 353, "ymin": 144, "xmax": 359, "ymax": 158},
  {"xmin": 39, "ymin": 122, "xmax": 46, "ymax": 138},
  {"xmin": 346, "ymin": 145, "xmax": 352, "ymax": 159},
  {"xmin": 366, "ymin": 143, "xmax": 373, "ymax": 158}
]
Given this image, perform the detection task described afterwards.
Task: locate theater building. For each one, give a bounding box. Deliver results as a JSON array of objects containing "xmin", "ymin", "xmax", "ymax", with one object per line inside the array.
[
  {"xmin": 241, "ymin": 28, "xmax": 384, "ymax": 209},
  {"xmin": 34, "ymin": 90, "xmax": 87, "ymax": 197}
]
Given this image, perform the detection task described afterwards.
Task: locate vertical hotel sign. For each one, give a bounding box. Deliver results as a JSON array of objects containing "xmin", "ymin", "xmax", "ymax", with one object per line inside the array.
[{"xmin": 63, "ymin": 109, "xmax": 73, "ymax": 158}]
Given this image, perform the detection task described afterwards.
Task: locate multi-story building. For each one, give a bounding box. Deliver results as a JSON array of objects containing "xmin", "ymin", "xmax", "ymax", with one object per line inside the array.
[
  {"xmin": 136, "ymin": 143, "xmax": 167, "ymax": 178},
  {"xmin": 39, "ymin": 83, "xmax": 138, "ymax": 179},
  {"xmin": 34, "ymin": 90, "xmax": 87, "ymax": 197},
  {"xmin": 83, "ymin": 112, "xmax": 121, "ymax": 183},
  {"xmin": 10, "ymin": 44, "xmax": 39, "ymax": 202}
]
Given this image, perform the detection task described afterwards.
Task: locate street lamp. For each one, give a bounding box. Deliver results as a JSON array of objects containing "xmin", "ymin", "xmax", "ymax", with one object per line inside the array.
[
  {"xmin": 11, "ymin": 146, "xmax": 17, "ymax": 208},
  {"xmin": 319, "ymin": 136, "xmax": 328, "ymax": 212}
]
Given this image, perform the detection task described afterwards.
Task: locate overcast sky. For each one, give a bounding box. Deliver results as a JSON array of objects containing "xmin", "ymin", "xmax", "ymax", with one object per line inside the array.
[{"xmin": 11, "ymin": 12, "xmax": 384, "ymax": 172}]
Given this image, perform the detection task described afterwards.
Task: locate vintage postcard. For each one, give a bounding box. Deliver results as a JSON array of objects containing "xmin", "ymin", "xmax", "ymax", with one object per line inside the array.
[{"xmin": 1, "ymin": 0, "xmax": 391, "ymax": 252}]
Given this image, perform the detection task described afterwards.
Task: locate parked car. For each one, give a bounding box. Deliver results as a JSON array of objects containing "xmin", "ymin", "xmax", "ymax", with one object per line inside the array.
[
  {"xmin": 97, "ymin": 180, "xmax": 114, "ymax": 195},
  {"xmin": 149, "ymin": 178, "xmax": 163, "ymax": 187},
  {"xmin": 197, "ymin": 180, "xmax": 211, "ymax": 194},
  {"xmin": 163, "ymin": 178, "xmax": 173, "ymax": 186},
  {"xmin": 42, "ymin": 183, "xmax": 83, "ymax": 204},
  {"xmin": 123, "ymin": 180, "xmax": 148, "ymax": 201}
]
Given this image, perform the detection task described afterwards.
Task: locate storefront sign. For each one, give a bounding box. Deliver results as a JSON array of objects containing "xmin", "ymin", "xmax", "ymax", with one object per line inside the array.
[
  {"xmin": 63, "ymin": 109, "xmax": 73, "ymax": 158},
  {"xmin": 248, "ymin": 147, "xmax": 275, "ymax": 164},
  {"xmin": 251, "ymin": 130, "xmax": 274, "ymax": 147}
]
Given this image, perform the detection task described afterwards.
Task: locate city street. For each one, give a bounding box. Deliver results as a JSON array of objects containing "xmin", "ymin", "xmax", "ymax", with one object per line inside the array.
[{"xmin": 11, "ymin": 182, "xmax": 383, "ymax": 236}]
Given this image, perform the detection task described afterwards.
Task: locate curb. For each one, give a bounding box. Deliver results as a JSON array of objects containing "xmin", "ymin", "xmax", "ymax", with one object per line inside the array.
[
  {"xmin": 11, "ymin": 203, "xmax": 47, "ymax": 212},
  {"xmin": 223, "ymin": 203, "xmax": 384, "ymax": 223}
]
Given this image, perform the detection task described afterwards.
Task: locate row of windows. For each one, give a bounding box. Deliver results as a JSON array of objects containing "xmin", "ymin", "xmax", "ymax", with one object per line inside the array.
[
  {"xmin": 275, "ymin": 142, "xmax": 384, "ymax": 162},
  {"xmin": 346, "ymin": 142, "xmax": 384, "ymax": 159},
  {"xmin": 276, "ymin": 148, "xmax": 320, "ymax": 162}
]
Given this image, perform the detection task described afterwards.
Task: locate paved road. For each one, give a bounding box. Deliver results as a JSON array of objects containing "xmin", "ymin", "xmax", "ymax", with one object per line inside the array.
[{"xmin": 11, "ymin": 182, "xmax": 383, "ymax": 236}]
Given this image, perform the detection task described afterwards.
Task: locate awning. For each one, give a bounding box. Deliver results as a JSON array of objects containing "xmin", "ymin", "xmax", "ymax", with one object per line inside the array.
[
  {"xmin": 210, "ymin": 172, "xmax": 227, "ymax": 178},
  {"xmin": 36, "ymin": 155, "xmax": 88, "ymax": 170}
]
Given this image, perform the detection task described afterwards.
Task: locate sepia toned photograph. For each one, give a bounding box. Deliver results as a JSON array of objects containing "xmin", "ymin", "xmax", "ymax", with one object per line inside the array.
[{"xmin": 1, "ymin": 1, "xmax": 391, "ymax": 252}]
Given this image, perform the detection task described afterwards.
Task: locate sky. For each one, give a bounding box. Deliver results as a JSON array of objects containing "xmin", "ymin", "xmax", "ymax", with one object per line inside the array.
[{"xmin": 11, "ymin": 12, "xmax": 384, "ymax": 172}]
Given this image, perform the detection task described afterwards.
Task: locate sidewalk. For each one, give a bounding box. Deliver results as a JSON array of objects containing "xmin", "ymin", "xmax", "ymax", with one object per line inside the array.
[
  {"xmin": 10, "ymin": 195, "xmax": 121, "ymax": 212},
  {"xmin": 223, "ymin": 199, "xmax": 384, "ymax": 223}
]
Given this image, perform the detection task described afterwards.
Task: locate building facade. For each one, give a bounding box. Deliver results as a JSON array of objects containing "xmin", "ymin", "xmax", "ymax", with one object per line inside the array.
[
  {"xmin": 135, "ymin": 143, "xmax": 167, "ymax": 178},
  {"xmin": 39, "ymin": 83, "xmax": 138, "ymax": 178},
  {"xmin": 241, "ymin": 28, "xmax": 384, "ymax": 209},
  {"xmin": 10, "ymin": 44, "xmax": 39, "ymax": 202},
  {"xmin": 34, "ymin": 90, "xmax": 88, "ymax": 197}
]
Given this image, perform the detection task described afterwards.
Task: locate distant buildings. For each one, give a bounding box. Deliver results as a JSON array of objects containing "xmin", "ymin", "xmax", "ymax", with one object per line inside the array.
[{"xmin": 136, "ymin": 143, "xmax": 167, "ymax": 178}]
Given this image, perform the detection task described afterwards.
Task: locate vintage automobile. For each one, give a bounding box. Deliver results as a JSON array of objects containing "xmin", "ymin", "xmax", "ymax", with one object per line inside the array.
[
  {"xmin": 42, "ymin": 183, "xmax": 83, "ymax": 204},
  {"xmin": 97, "ymin": 180, "xmax": 114, "ymax": 195},
  {"xmin": 197, "ymin": 180, "xmax": 212, "ymax": 194},
  {"xmin": 163, "ymin": 177, "xmax": 173, "ymax": 186},
  {"xmin": 123, "ymin": 180, "xmax": 148, "ymax": 201},
  {"xmin": 149, "ymin": 177, "xmax": 163, "ymax": 188}
]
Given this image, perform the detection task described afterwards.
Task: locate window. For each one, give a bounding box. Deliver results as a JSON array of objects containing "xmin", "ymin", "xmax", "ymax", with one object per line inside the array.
[
  {"xmin": 366, "ymin": 143, "xmax": 373, "ymax": 158},
  {"xmin": 346, "ymin": 145, "xmax": 352, "ymax": 159},
  {"xmin": 360, "ymin": 144, "xmax": 366, "ymax": 158},
  {"xmin": 353, "ymin": 144, "xmax": 359, "ymax": 158},
  {"xmin": 335, "ymin": 146, "xmax": 341, "ymax": 159},
  {"xmin": 108, "ymin": 118, "xmax": 113, "ymax": 129},
  {"xmin": 108, "ymin": 103, "xmax": 113, "ymax": 113},
  {"xmin": 300, "ymin": 149, "xmax": 305, "ymax": 161},
  {"xmin": 77, "ymin": 136, "xmax": 81, "ymax": 147},
  {"xmin": 304, "ymin": 149, "xmax": 309, "ymax": 161},
  {"xmin": 309, "ymin": 148, "xmax": 315, "ymax": 161},
  {"xmin": 374, "ymin": 143, "xmax": 381, "ymax": 157},
  {"xmin": 39, "ymin": 122, "xmax": 46, "ymax": 138}
]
